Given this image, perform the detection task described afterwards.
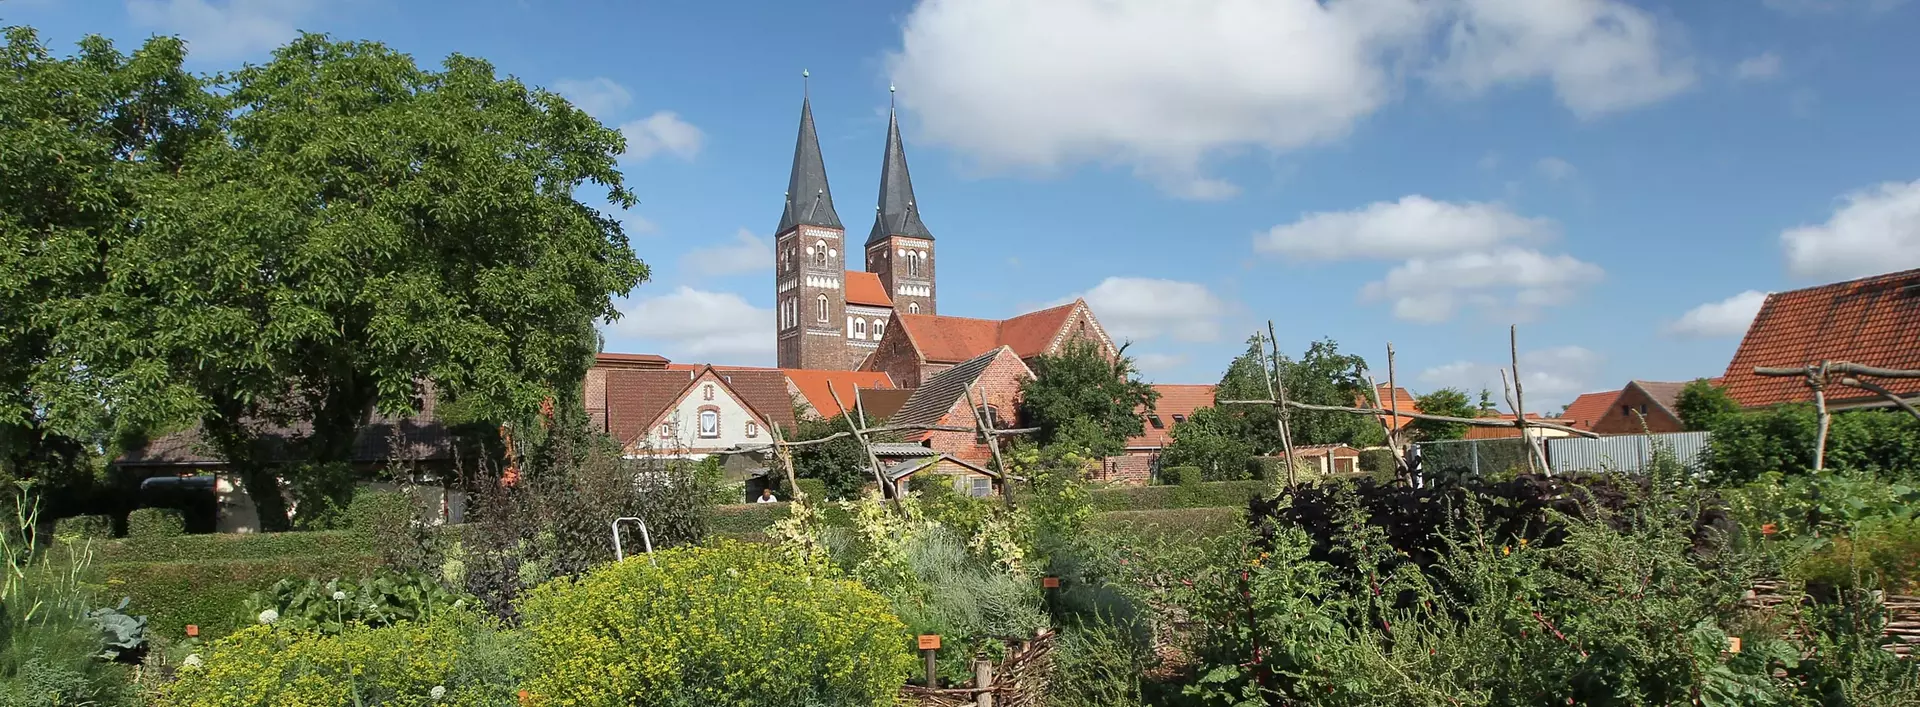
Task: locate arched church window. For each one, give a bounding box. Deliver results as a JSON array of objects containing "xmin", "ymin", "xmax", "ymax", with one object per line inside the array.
[
  {"xmin": 855, "ymin": 319, "xmax": 868, "ymax": 338},
  {"xmin": 813, "ymin": 240, "xmax": 828, "ymax": 268},
  {"xmin": 873, "ymin": 320, "xmax": 884, "ymax": 339},
  {"xmin": 817, "ymin": 294, "xmax": 829, "ymax": 323},
  {"xmin": 907, "ymin": 302, "xmax": 920, "ymax": 314},
  {"xmin": 906, "ymin": 251, "xmax": 921, "ymax": 277}
]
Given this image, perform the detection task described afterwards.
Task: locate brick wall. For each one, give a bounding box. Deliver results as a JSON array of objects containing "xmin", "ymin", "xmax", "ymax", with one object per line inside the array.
[
  {"xmin": 917, "ymin": 350, "xmax": 1032, "ymax": 464},
  {"xmin": 1095, "ymin": 453, "xmax": 1155, "ymax": 486},
  {"xmin": 1591, "ymin": 385, "xmax": 1685, "ymax": 435},
  {"xmin": 862, "ymin": 325, "xmax": 925, "ymax": 389}
]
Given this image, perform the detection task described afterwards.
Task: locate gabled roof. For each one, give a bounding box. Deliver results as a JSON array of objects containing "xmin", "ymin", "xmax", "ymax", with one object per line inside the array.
[
  {"xmin": 1630, "ymin": 380, "xmax": 1689, "ymax": 419},
  {"xmin": 784, "ymin": 369, "xmax": 895, "ymax": 418},
  {"xmin": 1560, "ymin": 390, "xmax": 1620, "ymax": 431},
  {"xmin": 889, "ymin": 346, "xmax": 1027, "ymax": 431},
  {"xmin": 1129, "ymin": 384, "xmax": 1215, "ymax": 449},
  {"xmin": 1358, "ymin": 384, "xmax": 1420, "ymax": 430},
  {"xmin": 844, "ymin": 271, "xmax": 894, "ymax": 308},
  {"xmin": 777, "ymin": 95, "xmax": 842, "ymax": 234},
  {"xmin": 604, "ymin": 367, "xmax": 796, "ymax": 445},
  {"xmin": 891, "ymin": 301, "xmax": 1090, "ymax": 365},
  {"xmin": 867, "ymin": 108, "xmax": 934, "ymax": 245},
  {"xmin": 1720, "ymin": 268, "xmax": 1920, "ymax": 408}
]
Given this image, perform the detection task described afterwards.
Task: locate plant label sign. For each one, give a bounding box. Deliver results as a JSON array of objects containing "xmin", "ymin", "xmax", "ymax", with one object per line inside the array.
[
  {"xmin": 918, "ymin": 634, "xmax": 941, "ymax": 651},
  {"xmin": 1042, "ymin": 576, "xmax": 1061, "ymax": 589}
]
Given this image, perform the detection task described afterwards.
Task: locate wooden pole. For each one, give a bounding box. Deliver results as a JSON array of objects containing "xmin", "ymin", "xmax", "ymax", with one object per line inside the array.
[
  {"xmin": 1813, "ymin": 362, "xmax": 1831, "ymax": 473},
  {"xmin": 769, "ymin": 423, "xmax": 802, "ymax": 502},
  {"xmin": 1387, "ymin": 343, "xmax": 1408, "ymax": 478},
  {"xmin": 1265, "ymin": 322, "xmax": 1298, "ymax": 487},
  {"xmin": 965, "ymin": 382, "xmax": 1015, "ymax": 509},
  {"xmin": 974, "ymin": 658, "xmax": 996, "ymax": 707},
  {"xmin": 1216, "ymin": 399, "xmax": 1601, "ymax": 439},
  {"xmin": 1509, "ymin": 325, "xmax": 1550, "ymax": 474},
  {"xmin": 828, "ymin": 386, "xmax": 896, "ymax": 508}
]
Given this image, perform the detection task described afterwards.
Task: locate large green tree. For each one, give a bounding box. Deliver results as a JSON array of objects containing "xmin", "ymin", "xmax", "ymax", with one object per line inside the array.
[
  {"xmin": 788, "ymin": 413, "xmax": 874, "ymax": 500},
  {"xmin": 1408, "ymin": 388, "xmax": 1476, "ymax": 442},
  {"xmin": 1019, "ymin": 340, "xmax": 1158, "ymax": 458},
  {"xmin": 32, "ymin": 34, "xmax": 647, "ymax": 529},
  {"xmin": 1160, "ymin": 336, "xmax": 1382, "ymax": 481},
  {"xmin": 1675, "ymin": 378, "xmax": 1740, "ymax": 432},
  {"xmin": 1, "ymin": 29, "xmax": 218, "ymax": 504}
]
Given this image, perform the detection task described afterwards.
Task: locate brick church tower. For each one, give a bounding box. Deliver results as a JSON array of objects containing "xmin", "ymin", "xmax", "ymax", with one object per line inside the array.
[
  {"xmin": 773, "ymin": 86, "xmax": 851, "ymax": 370},
  {"xmin": 863, "ymin": 90, "xmax": 936, "ymax": 316}
]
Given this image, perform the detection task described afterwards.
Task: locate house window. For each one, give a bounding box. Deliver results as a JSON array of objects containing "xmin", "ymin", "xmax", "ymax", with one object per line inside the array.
[
  {"xmin": 698, "ymin": 409, "xmax": 719, "ymax": 438},
  {"xmin": 746, "ymin": 422, "xmax": 760, "ymax": 438},
  {"xmin": 908, "ymin": 302, "xmax": 920, "ymax": 314},
  {"xmin": 658, "ymin": 424, "xmax": 674, "ymax": 440},
  {"xmin": 702, "ymin": 384, "xmax": 714, "ymax": 401},
  {"xmin": 812, "ymin": 240, "xmax": 828, "ymax": 268},
  {"xmin": 969, "ymin": 477, "xmax": 991, "ymax": 498},
  {"xmin": 816, "ymin": 294, "xmax": 829, "ymax": 323},
  {"xmin": 1171, "ymin": 414, "xmax": 1187, "ymax": 424},
  {"xmin": 1148, "ymin": 416, "xmax": 1165, "ymax": 430}
]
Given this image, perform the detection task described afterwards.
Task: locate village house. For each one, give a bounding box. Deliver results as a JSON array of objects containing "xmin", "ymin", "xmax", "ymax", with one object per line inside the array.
[
  {"xmin": 1557, "ymin": 380, "xmax": 1704, "ymax": 435},
  {"xmin": 1095, "ymin": 384, "xmax": 1215, "ymax": 485},
  {"xmin": 1717, "ymin": 267, "xmax": 1920, "ymax": 411}
]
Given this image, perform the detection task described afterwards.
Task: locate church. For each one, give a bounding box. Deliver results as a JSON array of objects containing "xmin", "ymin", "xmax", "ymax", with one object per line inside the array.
[{"xmin": 771, "ymin": 84, "xmax": 1117, "ymax": 382}]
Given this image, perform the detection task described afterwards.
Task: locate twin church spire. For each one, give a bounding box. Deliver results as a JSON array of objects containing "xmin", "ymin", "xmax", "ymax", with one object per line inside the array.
[{"xmin": 777, "ymin": 80, "xmax": 933, "ymax": 244}]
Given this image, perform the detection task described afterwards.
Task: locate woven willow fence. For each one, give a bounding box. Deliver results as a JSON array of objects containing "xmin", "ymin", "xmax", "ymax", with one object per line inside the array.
[{"xmin": 899, "ymin": 629, "xmax": 1057, "ymax": 707}]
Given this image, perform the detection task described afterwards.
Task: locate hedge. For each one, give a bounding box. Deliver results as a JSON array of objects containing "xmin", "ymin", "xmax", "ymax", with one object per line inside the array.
[
  {"xmin": 96, "ymin": 554, "xmax": 381, "ymax": 640},
  {"xmin": 710, "ymin": 502, "xmax": 853, "ymax": 537},
  {"xmin": 1090, "ymin": 507, "xmax": 1245, "ymax": 540},
  {"xmin": 93, "ymin": 529, "xmax": 374, "ymax": 565},
  {"xmin": 54, "ymin": 514, "xmax": 113, "ymax": 541},
  {"xmin": 1087, "ymin": 481, "xmax": 1266, "ymax": 512},
  {"xmin": 128, "ymin": 507, "xmax": 185, "ymax": 539}
]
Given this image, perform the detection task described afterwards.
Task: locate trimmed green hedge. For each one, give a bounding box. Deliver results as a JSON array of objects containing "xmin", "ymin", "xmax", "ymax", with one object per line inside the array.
[
  {"xmin": 128, "ymin": 507, "xmax": 185, "ymax": 539},
  {"xmin": 1091, "ymin": 507, "xmax": 1245, "ymax": 540},
  {"xmin": 97, "ymin": 554, "xmax": 381, "ymax": 640},
  {"xmin": 1087, "ymin": 481, "xmax": 1266, "ymax": 512},
  {"xmin": 710, "ymin": 502, "xmax": 853, "ymax": 537},
  {"xmin": 54, "ymin": 515, "xmax": 113, "ymax": 541},
  {"xmin": 93, "ymin": 529, "xmax": 374, "ymax": 565}
]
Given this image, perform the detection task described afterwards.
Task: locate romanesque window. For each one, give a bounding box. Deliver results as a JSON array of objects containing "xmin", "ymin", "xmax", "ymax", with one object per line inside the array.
[
  {"xmin": 908, "ymin": 302, "xmax": 919, "ymax": 314},
  {"xmin": 816, "ymin": 294, "xmax": 829, "ymax": 323},
  {"xmin": 699, "ymin": 409, "xmax": 719, "ymax": 438},
  {"xmin": 855, "ymin": 318, "xmax": 868, "ymax": 339},
  {"xmin": 813, "ymin": 240, "xmax": 827, "ymax": 268},
  {"xmin": 873, "ymin": 320, "xmax": 884, "ymax": 339},
  {"xmin": 906, "ymin": 250, "xmax": 921, "ymax": 277}
]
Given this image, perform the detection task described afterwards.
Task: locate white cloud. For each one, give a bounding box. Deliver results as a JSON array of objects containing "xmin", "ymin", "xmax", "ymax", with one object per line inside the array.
[
  {"xmin": 607, "ymin": 287, "xmax": 773, "ymax": 364},
  {"xmin": 552, "ymin": 77, "xmax": 633, "ymax": 121},
  {"xmin": 889, "ymin": 0, "xmax": 1691, "ymax": 198},
  {"xmin": 1734, "ymin": 52, "xmax": 1783, "ymax": 82},
  {"xmin": 1535, "ymin": 157, "xmax": 1577, "ymax": 181},
  {"xmin": 1132, "ymin": 352, "xmax": 1192, "ymax": 376},
  {"xmin": 620, "ymin": 111, "xmax": 704, "ymax": 162},
  {"xmin": 1360, "ymin": 249, "xmax": 1605, "ymax": 323},
  {"xmin": 1781, "ymin": 178, "xmax": 1920, "ymax": 280},
  {"xmin": 1419, "ymin": 345, "xmax": 1603, "ymax": 410},
  {"xmin": 1068, "ymin": 277, "xmax": 1227, "ymax": 343},
  {"xmin": 682, "ymin": 229, "xmax": 772, "ymax": 276},
  {"xmin": 126, "ymin": 0, "xmax": 309, "ymax": 61},
  {"xmin": 1430, "ymin": 0, "xmax": 1696, "ymax": 119},
  {"xmin": 1763, "ymin": 0, "xmax": 1908, "ymax": 14},
  {"xmin": 1258, "ymin": 195, "xmax": 1556, "ymax": 260},
  {"xmin": 1666, "ymin": 290, "xmax": 1769, "ymax": 338}
]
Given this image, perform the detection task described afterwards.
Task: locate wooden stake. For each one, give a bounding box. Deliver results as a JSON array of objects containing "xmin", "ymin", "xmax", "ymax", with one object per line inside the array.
[
  {"xmin": 965, "ymin": 382, "xmax": 1016, "ymax": 509},
  {"xmin": 1509, "ymin": 325, "xmax": 1549, "ymax": 474},
  {"xmin": 1265, "ymin": 322, "xmax": 1298, "ymax": 487},
  {"xmin": 770, "ymin": 423, "xmax": 802, "ymax": 502},
  {"xmin": 828, "ymin": 386, "xmax": 896, "ymax": 508},
  {"xmin": 1813, "ymin": 363, "xmax": 1831, "ymax": 473}
]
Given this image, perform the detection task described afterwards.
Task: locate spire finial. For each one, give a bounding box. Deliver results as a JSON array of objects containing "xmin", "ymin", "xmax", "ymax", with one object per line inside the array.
[
  {"xmin": 888, "ymin": 83, "xmax": 896, "ymax": 111},
  {"xmin": 803, "ymin": 69, "xmax": 811, "ymax": 97}
]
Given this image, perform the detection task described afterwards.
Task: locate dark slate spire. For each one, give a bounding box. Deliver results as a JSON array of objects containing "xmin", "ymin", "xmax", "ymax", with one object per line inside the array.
[
  {"xmin": 778, "ymin": 76, "xmax": 842, "ymax": 234},
  {"xmin": 867, "ymin": 86, "xmax": 933, "ymax": 246}
]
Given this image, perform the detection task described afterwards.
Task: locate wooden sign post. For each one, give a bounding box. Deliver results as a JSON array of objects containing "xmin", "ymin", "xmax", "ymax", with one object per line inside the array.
[{"xmin": 918, "ymin": 634, "xmax": 941, "ymax": 687}]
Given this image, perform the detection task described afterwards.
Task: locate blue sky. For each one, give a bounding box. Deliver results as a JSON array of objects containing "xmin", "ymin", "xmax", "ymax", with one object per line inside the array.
[{"xmin": 10, "ymin": 0, "xmax": 1920, "ymax": 410}]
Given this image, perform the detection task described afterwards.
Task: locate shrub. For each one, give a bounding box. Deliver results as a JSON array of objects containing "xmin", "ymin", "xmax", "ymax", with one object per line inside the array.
[
  {"xmin": 519, "ymin": 541, "xmax": 913, "ymax": 705},
  {"xmin": 795, "ymin": 477, "xmax": 829, "ymax": 501},
  {"xmin": 52, "ymin": 514, "xmax": 113, "ymax": 541},
  {"xmin": 154, "ymin": 610, "xmax": 520, "ymax": 707},
  {"xmin": 1357, "ymin": 448, "xmax": 1397, "ymax": 476},
  {"xmin": 1707, "ymin": 405, "xmax": 1920, "ymax": 483},
  {"xmin": 1158, "ymin": 465, "xmax": 1199, "ymax": 486},
  {"xmin": 1088, "ymin": 480, "xmax": 1265, "ymax": 512},
  {"xmin": 128, "ymin": 507, "xmax": 185, "ymax": 539},
  {"xmin": 1794, "ymin": 515, "xmax": 1920, "ymax": 593},
  {"xmin": 1090, "ymin": 507, "xmax": 1245, "ymax": 541},
  {"xmin": 98, "ymin": 555, "xmax": 381, "ymax": 640},
  {"xmin": 2, "ymin": 487, "xmax": 131, "ymax": 705},
  {"xmin": 96, "ymin": 529, "xmax": 374, "ymax": 565},
  {"xmin": 341, "ymin": 489, "xmax": 413, "ymax": 532},
  {"xmin": 243, "ymin": 568, "xmax": 471, "ymax": 635}
]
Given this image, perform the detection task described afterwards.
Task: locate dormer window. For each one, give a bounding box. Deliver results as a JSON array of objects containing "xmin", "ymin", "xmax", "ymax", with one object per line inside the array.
[{"xmin": 1148, "ymin": 416, "xmax": 1165, "ymax": 429}]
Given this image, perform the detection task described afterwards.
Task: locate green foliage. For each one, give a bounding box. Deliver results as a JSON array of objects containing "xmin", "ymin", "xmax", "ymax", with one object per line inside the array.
[
  {"xmin": 1159, "ymin": 406, "xmax": 1258, "ymax": 481},
  {"xmin": 1048, "ymin": 614, "xmax": 1157, "ymax": 707},
  {"xmin": 126, "ymin": 507, "xmax": 184, "ymax": 539},
  {"xmin": 1, "ymin": 485, "xmax": 132, "ymax": 705},
  {"xmin": 794, "ymin": 477, "xmax": 829, "ymax": 501},
  {"xmin": 52, "ymin": 514, "xmax": 112, "ymax": 541},
  {"xmin": 97, "ymin": 555, "xmax": 381, "ymax": 640},
  {"xmin": 1021, "ymin": 339, "xmax": 1159, "ymax": 457},
  {"xmin": 1793, "ymin": 515, "xmax": 1920, "ymax": 593},
  {"xmin": 1163, "ymin": 337, "xmax": 1378, "ymax": 482},
  {"xmin": 519, "ymin": 541, "xmax": 912, "ymax": 705},
  {"xmin": 85, "ymin": 598, "xmax": 149, "ymax": 663},
  {"xmin": 243, "ymin": 569, "xmax": 470, "ymax": 635},
  {"xmin": 1357, "ymin": 448, "xmax": 1397, "ymax": 477},
  {"xmin": 1089, "ymin": 507, "xmax": 1245, "ymax": 542},
  {"xmin": 341, "ymin": 488, "xmax": 413, "ymax": 532},
  {"xmin": 1088, "ymin": 480, "xmax": 1265, "ymax": 512},
  {"xmin": 788, "ymin": 413, "xmax": 875, "ymax": 500},
  {"xmin": 1158, "ymin": 465, "xmax": 1200, "ymax": 486},
  {"xmin": 1724, "ymin": 471, "xmax": 1919, "ymax": 541},
  {"xmin": 1676, "ymin": 378, "xmax": 1741, "ymax": 432},
  {"xmin": 1409, "ymin": 387, "xmax": 1475, "ymax": 441},
  {"xmin": 1707, "ymin": 405, "xmax": 1920, "ymax": 483},
  {"xmin": 155, "ymin": 610, "xmax": 522, "ymax": 707},
  {"xmin": 95, "ymin": 529, "xmax": 372, "ymax": 565}
]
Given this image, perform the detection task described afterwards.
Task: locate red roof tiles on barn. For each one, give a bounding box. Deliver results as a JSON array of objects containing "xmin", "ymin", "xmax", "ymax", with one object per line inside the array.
[{"xmin": 1719, "ymin": 268, "xmax": 1920, "ymax": 408}]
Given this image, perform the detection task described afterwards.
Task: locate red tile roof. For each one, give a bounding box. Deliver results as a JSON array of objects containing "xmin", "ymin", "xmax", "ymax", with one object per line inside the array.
[
  {"xmin": 605, "ymin": 369, "xmax": 698, "ymax": 444},
  {"xmin": 1358, "ymin": 384, "xmax": 1420, "ymax": 429},
  {"xmin": 1720, "ymin": 268, "xmax": 1920, "ymax": 408},
  {"xmin": 844, "ymin": 271, "xmax": 894, "ymax": 308},
  {"xmin": 1129, "ymin": 384, "xmax": 1215, "ymax": 449},
  {"xmin": 893, "ymin": 301, "xmax": 1087, "ymax": 364},
  {"xmin": 595, "ymin": 352, "xmax": 671, "ymax": 369},
  {"xmin": 783, "ymin": 369, "xmax": 895, "ymax": 418},
  {"xmin": 1561, "ymin": 390, "xmax": 1620, "ymax": 431}
]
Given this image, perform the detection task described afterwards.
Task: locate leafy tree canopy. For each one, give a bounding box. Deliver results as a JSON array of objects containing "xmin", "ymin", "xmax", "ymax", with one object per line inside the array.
[
  {"xmin": 12, "ymin": 32, "xmax": 648, "ymax": 529},
  {"xmin": 787, "ymin": 413, "xmax": 873, "ymax": 500},
  {"xmin": 1020, "ymin": 340, "xmax": 1157, "ymax": 458},
  {"xmin": 1675, "ymin": 378, "xmax": 1740, "ymax": 432},
  {"xmin": 1410, "ymin": 388, "xmax": 1476, "ymax": 442}
]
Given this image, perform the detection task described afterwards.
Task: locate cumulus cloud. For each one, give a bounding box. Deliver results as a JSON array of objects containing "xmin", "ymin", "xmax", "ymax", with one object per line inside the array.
[
  {"xmin": 681, "ymin": 229, "xmax": 771, "ymax": 276},
  {"xmin": 620, "ymin": 112, "xmax": 704, "ymax": 162},
  {"xmin": 1259, "ymin": 196, "xmax": 1556, "ymax": 260},
  {"xmin": 1781, "ymin": 179, "xmax": 1920, "ymax": 280},
  {"xmin": 1067, "ymin": 277, "xmax": 1228, "ymax": 343},
  {"xmin": 888, "ymin": 0, "xmax": 1691, "ymax": 198},
  {"xmin": 1734, "ymin": 52, "xmax": 1783, "ymax": 82},
  {"xmin": 1360, "ymin": 249, "xmax": 1605, "ymax": 323},
  {"xmin": 1429, "ymin": 0, "xmax": 1696, "ymax": 119},
  {"xmin": 552, "ymin": 77, "xmax": 634, "ymax": 121},
  {"xmin": 1535, "ymin": 157, "xmax": 1577, "ymax": 181},
  {"xmin": 127, "ymin": 0, "xmax": 309, "ymax": 61},
  {"xmin": 1666, "ymin": 290, "xmax": 1769, "ymax": 338},
  {"xmin": 607, "ymin": 287, "xmax": 773, "ymax": 364},
  {"xmin": 1419, "ymin": 345, "xmax": 1604, "ymax": 410}
]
